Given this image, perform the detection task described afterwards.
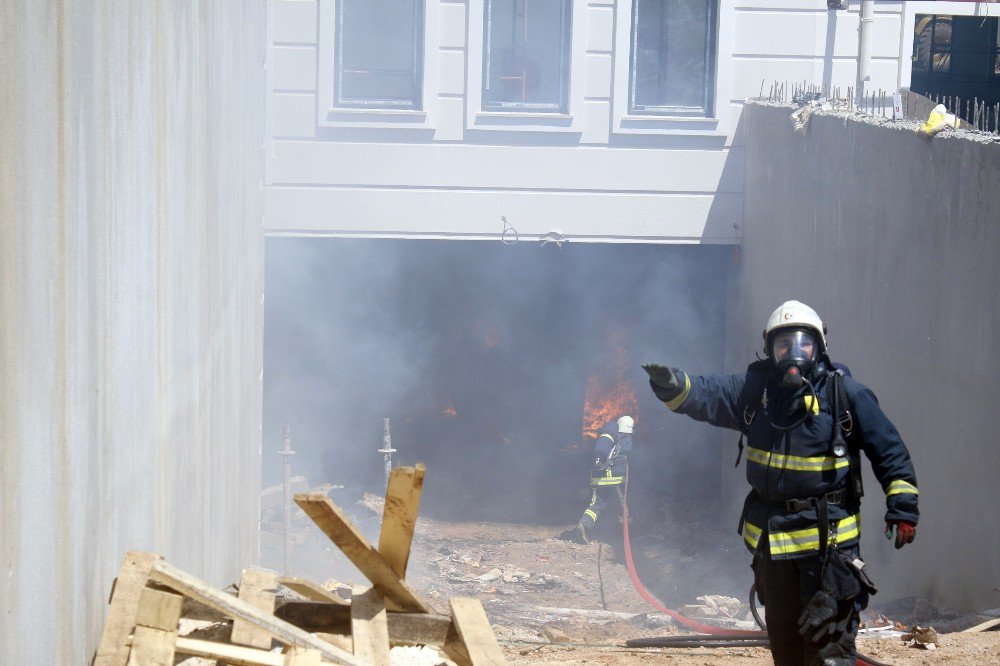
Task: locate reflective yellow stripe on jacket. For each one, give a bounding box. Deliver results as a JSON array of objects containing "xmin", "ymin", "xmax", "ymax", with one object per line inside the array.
[
  {"xmin": 886, "ymin": 479, "xmax": 918, "ymax": 496},
  {"xmin": 591, "ymin": 467, "xmax": 623, "ymax": 486},
  {"xmin": 665, "ymin": 374, "xmax": 692, "ymax": 411},
  {"xmin": 743, "ymin": 514, "xmax": 861, "ymax": 555},
  {"xmin": 743, "ymin": 521, "xmax": 763, "ymax": 550},
  {"xmin": 746, "ymin": 446, "xmax": 851, "ymax": 473}
]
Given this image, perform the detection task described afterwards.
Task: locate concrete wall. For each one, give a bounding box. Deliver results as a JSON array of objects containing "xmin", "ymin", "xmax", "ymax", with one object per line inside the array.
[
  {"xmin": 733, "ymin": 101, "xmax": 1000, "ymax": 610},
  {"xmin": 0, "ymin": 2, "xmax": 266, "ymax": 662}
]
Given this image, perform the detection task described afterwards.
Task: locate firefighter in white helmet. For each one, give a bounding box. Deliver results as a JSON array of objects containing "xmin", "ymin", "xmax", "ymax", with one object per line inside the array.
[
  {"xmin": 643, "ymin": 301, "xmax": 918, "ymax": 666},
  {"xmin": 560, "ymin": 415, "xmax": 635, "ymax": 544}
]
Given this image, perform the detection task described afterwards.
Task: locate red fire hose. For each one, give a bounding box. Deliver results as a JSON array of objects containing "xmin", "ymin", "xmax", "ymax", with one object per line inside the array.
[
  {"xmin": 619, "ymin": 463, "xmax": 888, "ymax": 666},
  {"xmin": 620, "ymin": 463, "xmax": 754, "ymax": 636}
]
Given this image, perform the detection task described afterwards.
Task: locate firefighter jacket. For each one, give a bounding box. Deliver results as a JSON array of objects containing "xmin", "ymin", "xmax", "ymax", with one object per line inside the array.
[
  {"xmin": 591, "ymin": 421, "xmax": 632, "ymax": 487},
  {"xmin": 660, "ymin": 363, "xmax": 919, "ymax": 560}
]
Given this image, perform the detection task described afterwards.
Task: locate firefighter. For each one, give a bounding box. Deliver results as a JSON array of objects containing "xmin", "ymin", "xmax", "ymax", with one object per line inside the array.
[
  {"xmin": 643, "ymin": 301, "xmax": 918, "ymax": 666},
  {"xmin": 563, "ymin": 415, "xmax": 634, "ymax": 544}
]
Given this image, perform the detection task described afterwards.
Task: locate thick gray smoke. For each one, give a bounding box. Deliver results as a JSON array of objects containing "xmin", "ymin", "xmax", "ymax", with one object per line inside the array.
[{"xmin": 264, "ymin": 238, "xmax": 732, "ymax": 524}]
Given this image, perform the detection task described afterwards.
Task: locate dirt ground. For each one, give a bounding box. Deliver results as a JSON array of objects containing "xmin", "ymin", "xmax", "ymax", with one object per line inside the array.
[{"xmin": 267, "ymin": 492, "xmax": 1000, "ymax": 665}]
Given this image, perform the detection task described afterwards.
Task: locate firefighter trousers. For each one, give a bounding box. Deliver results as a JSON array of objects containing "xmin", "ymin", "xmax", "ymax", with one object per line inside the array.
[
  {"xmin": 753, "ymin": 545, "xmax": 866, "ymax": 666},
  {"xmin": 578, "ymin": 483, "xmax": 624, "ymax": 530}
]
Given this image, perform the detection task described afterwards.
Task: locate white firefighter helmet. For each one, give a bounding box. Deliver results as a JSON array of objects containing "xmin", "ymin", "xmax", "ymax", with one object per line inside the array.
[
  {"xmin": 617, "ymin": 415, "xmax": 634, "ymax": 434},
  {"xmin": 763, "ymin": 301, "xmax": 827, "ymax": 353}
]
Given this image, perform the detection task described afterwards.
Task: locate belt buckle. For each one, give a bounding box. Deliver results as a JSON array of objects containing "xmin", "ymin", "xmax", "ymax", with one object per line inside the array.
[{"xmin": 785, "ymin": 498, "xmax": 814, "ymax": 512}]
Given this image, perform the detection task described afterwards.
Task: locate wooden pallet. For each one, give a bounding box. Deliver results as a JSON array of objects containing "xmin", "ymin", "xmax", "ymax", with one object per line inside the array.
[{"xmin": 93, "ymin": 464, "xmax": 508, "ymax": 665}]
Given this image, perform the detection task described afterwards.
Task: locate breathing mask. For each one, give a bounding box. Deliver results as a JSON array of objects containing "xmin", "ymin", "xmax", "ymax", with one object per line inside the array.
[{"xmin": 771, "ymin": 329, "xmax": 818, "ymax": 389}]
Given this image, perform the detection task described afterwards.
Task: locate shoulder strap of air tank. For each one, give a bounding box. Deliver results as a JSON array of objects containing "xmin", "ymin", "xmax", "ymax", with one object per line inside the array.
[
  {"xmin": 828, "ymin": 368, "xmax": 864, "ymax": 501},
  {"xmin": 734, "ymin": 360, "xmax": 770, "ymax": 467}
]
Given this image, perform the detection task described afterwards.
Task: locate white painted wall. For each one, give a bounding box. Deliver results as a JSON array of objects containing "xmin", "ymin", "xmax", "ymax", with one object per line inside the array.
[
  {"xmin": 265, "ymin": 1, "xmax": 973, "ymax": 243},
  {"xmin": 0, "ymin": 2, "xmax": 266, "ymax": 663},
  {"xmin": 265, "ymin": 0, "xmax": 743, "ymax": 243}
]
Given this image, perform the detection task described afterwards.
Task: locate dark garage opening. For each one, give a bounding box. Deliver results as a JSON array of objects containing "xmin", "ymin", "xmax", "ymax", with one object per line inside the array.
[{"xmin": 263, "ymin": 238, "xmax": 735, "ymax": 529}]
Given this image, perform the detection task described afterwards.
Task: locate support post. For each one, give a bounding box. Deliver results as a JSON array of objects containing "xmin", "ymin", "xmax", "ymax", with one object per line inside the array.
[
  {"xmin": 378, "ymin": 418, "xmax": 396, "ymax": 487},
  {"xmin": 281, "ymin": 425, "xmax": 295, "ymax": 576}
]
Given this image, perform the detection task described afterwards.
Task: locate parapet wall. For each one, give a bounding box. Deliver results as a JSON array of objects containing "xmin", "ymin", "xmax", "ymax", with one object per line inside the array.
[{"xmin": 729, "ymin": 102, "xmax": 1000, "ymax": 610}]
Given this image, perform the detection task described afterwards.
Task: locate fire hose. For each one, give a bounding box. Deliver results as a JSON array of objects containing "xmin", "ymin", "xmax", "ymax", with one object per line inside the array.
[{"xmin": 617, "ymin": 463, "xmax": 890, "ymax": 666}]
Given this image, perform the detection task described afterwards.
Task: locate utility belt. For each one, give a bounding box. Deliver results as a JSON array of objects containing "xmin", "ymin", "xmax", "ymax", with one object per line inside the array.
[{"xmin": 774, "ymin": 488, "xmax": 846, "ymax": 514}]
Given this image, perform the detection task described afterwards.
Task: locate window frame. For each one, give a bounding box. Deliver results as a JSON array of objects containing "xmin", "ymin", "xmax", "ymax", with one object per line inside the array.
[
  {"xmin": 465, "ymin": 0, "xmax": 587, "ymax": 133},
  {"xmin": 333, "ymin": 0, "xmax": 425, "ymax": 110},
  {"xmin": 481, "ymin": 0, "xmax": 573, "ymax": 114},
  {"xmin": 611, "ymin": 0, "xmax": 723, "ymax": 136},
  {"xmin": 627, "ymin": 0, "xmax": 718, "ymax": 116},
  {"xmin": 900, "ymin": 2, "xmax": 1000, "ymax": 91},
  {"xmin": 317, "ymin": 0, "xmax": 439, "ymax": 129}
]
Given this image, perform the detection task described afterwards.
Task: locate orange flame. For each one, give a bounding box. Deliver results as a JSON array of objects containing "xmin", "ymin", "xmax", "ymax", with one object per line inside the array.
[
  {"xmin": 581, "ymin": 328, "xmax": 638, "ymax": 438},
  {"xmin": 581, "ymin": 375, "xmax": 637, "ymax": 438},
  {"xmin": 443, "ymin": 405, "xmax": 458, "ymax": 418}
]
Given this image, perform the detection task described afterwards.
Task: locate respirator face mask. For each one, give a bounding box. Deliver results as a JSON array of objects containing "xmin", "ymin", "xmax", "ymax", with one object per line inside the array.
[{"xmin": 771, "ymin": 329, "xmax": 818, "ymax": 389}]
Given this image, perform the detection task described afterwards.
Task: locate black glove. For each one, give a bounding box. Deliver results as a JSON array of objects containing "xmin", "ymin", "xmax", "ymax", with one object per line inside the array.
[
  {"xmin": 797, "ymin": 589, "xmax": 845, "ymax": 643},
  {"xmin": 643, "ymin": 364, "xmax": 683, "ymax": 402}
]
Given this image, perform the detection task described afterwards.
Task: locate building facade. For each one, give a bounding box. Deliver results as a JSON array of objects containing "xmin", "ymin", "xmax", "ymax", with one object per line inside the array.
[{"xmin": 264, "ymin": 1, "xmax": 992, "ymax": 243}]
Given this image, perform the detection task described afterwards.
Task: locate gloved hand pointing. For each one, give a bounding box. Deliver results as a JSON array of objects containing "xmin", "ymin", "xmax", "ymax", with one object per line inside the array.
[
  {"xmin": 643, "ymin": 364, "xmax": 683, "ymax": 402},
  {"xmin": 884, "ymin": 520, "xmax": 916, "ymax": 549}
]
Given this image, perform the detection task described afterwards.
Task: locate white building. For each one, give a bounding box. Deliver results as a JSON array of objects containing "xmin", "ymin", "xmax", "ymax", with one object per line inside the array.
[
  {"xmin": 2, "ymin": 1, "xmax": 996, "ymax": 663},
  {"xmin": 265, "ymin": 0, "xmax": 995, "ymax": 242}
]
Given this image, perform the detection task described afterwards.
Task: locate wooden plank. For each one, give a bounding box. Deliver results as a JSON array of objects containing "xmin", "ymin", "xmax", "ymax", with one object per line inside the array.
[
  {"xmin": 128, "ymin": 626, "xmax": 177, "ymax": 665},
  {"xmin": 279, "ymin": 576, "xmax": 348, "ymax": 605},
  {"xmin": 350, "ymin": 587, "xmax": 391, "ymax": 665},
  {"xmin": 173, "ymin": 636, "xmax": 284, "ymax": 666},
  {"xmin": 315, "ymin": 633, "xmax": 353, "ymax": 653},
  {"xmin": 449, "ymin": 598, "xmax": 508, "ymax": 666},
  {"xmin": 284, "ymin": 647, "xmax": 323, "ymax": 666},
  {"xmin": 442, "ymin": 619, "xmax": 474, "ymax": 666},
  {"xmin": 378, "ymin": 464, "xmax": 425, "ymax": 579},
  {"xmin": 294, "ymin": 493, "xmax": 432, "ymax": 613},
  {"xmin": 94, "ymin": 550, "xmax": 163, "ymax": 666},
  {"xmin": 127, "ymin": 588, "xmax": 183, "ymax": 665},
  {"xmin": 134, "ymin": 587, "xmax": 183, "ymax": 630},
  {"xmin": 963, "ymin": 618, "xmax": 1000, "ymax": 633},
  {"xmin": 231, "ymin": 569, "xmax": 279, "ymax": 649},
  {"xmin": 275, "ymin": 600, "xmax": 452, "ymax": 645},
  {"xmin": 147, "ymin": 559, "xmax": 364, "ymax": 666}
]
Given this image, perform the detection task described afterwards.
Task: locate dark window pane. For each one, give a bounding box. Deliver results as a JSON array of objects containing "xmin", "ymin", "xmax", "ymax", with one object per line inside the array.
[
  {"xmin": 914, "ymin": 15, "xmax": 952, "ymax": 74},
  {"xmin": 630, "ymin": 0, "xmax": 715, "ymax": 114},
  {"xmin": 336, "ymin": 0, "xmax": 424, "ymax": 109},
  {"xmin": 483, "ymin": 0, "xmax": 572, "ymax": 112},
  {"xmin": 994, "ymin": 22, "xmax": 999, "ymax": 75}
]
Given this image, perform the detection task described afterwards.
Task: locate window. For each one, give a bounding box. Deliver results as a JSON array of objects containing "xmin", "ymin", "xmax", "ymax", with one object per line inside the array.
[
  {"xmin": 913, "ymin": 15, "xmax": 952, "ymax": 74},
  {"xmin": 335, "ymin": 0, "xmax": 424, "ymax": 109},
  {"xmin": 482, "ymin": 0, "xmax": 572, "ymax": 112},
  {"xmin": 629, "ymin": 0, "xmax": 716, "ymax": 115},
  {"xmin": 994, "ymin": 22, "xmax": 1000, "ymax": 76}
]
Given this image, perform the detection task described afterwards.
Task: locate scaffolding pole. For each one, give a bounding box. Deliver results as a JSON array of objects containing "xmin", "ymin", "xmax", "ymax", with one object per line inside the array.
[
  {"xmin": 280, "ymin": 424, "xmax": 295, "ymax": 576},
  {"xmin": 378, "ymin": 417, "xmax": 396, "ymax": 487}
]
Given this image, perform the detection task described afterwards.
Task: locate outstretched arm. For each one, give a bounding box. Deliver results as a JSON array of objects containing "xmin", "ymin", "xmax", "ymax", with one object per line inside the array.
[{"xmin": 643, "ymin": 364, "xmax": 747, "ymax": 432}]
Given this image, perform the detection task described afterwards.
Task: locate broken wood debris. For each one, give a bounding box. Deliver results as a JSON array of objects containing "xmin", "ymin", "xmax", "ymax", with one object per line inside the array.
[
  {"xmin": 901, "ymin": 625, "xmax": 939, "ymax": 650},
  {"xmin": 93, "ymin": 465, "xmax": 509, "ymax": 665}
]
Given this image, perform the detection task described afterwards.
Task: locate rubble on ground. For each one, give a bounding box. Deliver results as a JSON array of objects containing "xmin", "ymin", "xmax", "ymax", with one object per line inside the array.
[{"xmin": 252, "ymin": 479, "xmax": 1000, "ymax": 664}]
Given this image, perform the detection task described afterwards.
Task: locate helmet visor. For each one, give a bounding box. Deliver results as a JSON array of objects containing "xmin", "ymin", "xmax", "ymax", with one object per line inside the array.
[{"xmin": 772, "ymin": 329, "xmax": 817, "ymax": 364}]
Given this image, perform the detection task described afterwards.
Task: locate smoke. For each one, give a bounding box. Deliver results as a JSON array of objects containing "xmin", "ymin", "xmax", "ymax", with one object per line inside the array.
[{"xmin": 264, "ymin": 237, "xmax": 732, "ymax": 524}]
